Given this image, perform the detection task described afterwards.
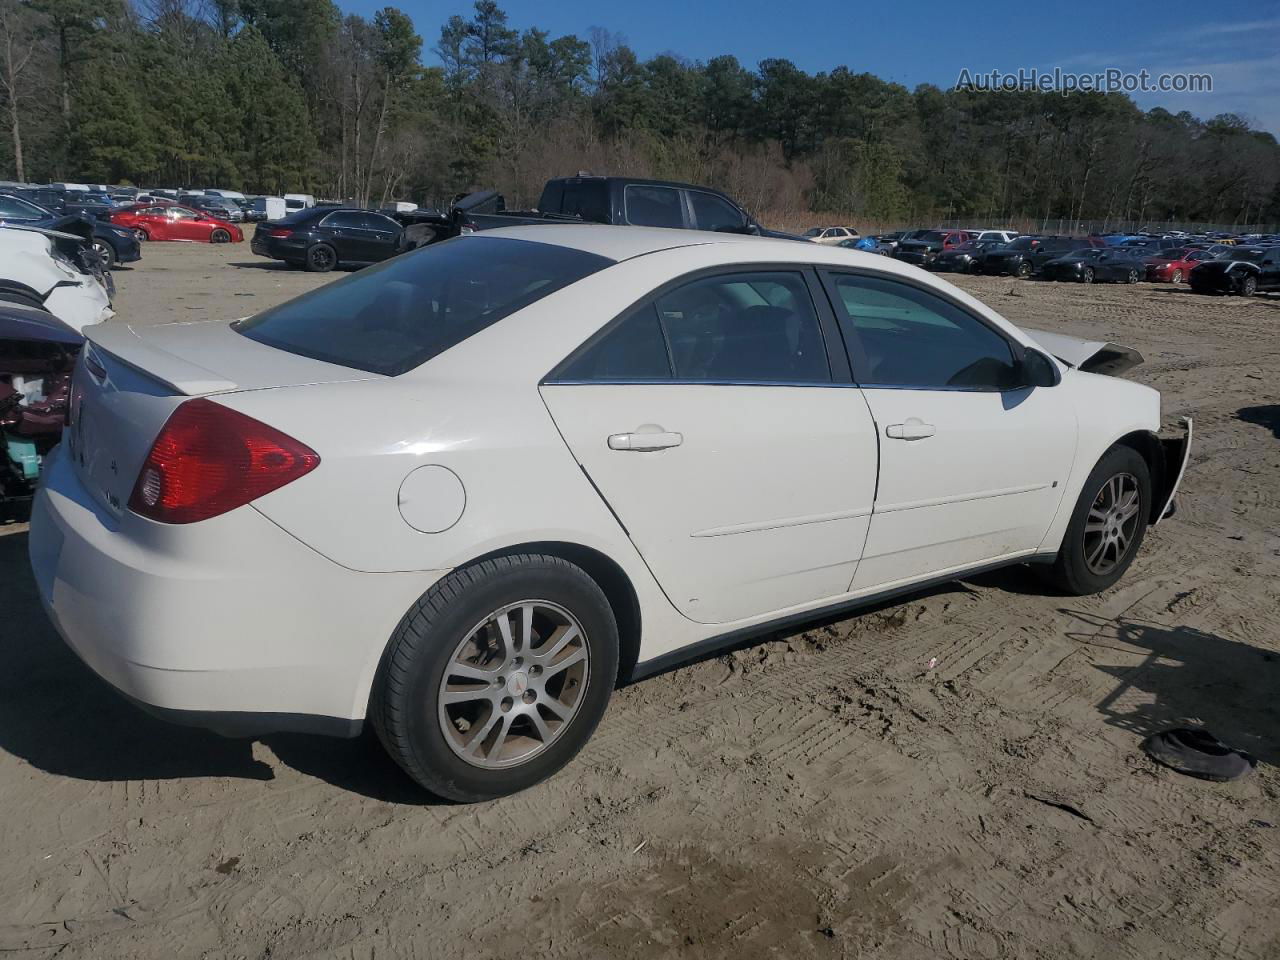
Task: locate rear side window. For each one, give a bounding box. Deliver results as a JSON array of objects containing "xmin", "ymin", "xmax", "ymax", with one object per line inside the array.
[
  {"xmin": 236, "ymin": 237, "xmax": 614, "ymax": 376},
  {"xmin": 624, "ymin": 185, "xmax": 685, "ymax": 228},
  {"xmin": 556, "ymin": 305, "xmax": 672, "ymax": 381},
  {"xmin": 657, "ymin": 272, "xmax": 829, "ymax": 382},
  {"xmin": 827, "ymin": 273, "xmax": 1018, "ymax": 391},
  {"xmin": 321, "ymin": 211, "xmax": 365, "ymax": 228},
  {"xmin": 558, "ymin": 181, "xmax": 609, "ymax": 223}
]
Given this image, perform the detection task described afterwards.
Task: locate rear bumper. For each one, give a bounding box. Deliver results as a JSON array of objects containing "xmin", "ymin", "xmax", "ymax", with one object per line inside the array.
[
  {"xmin": 979, "ymin": 259, "xmax": 1020, "ymax": 275},
  {"xmin": 251, "ymin": 235, "xmax": 306, "ymax": 260},
  {"xmin": 28, "ymin": 444, "xmax": 441, "ymax": 737}
]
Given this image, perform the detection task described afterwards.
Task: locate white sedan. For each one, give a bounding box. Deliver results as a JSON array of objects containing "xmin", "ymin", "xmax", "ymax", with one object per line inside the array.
[
  {"xmin": 0, "ymin": 226, "xmax": 113, "ymax": 331},
  {"xmin": 29, "ymin": 226, "xmax": 1190, "ymax": 801}
]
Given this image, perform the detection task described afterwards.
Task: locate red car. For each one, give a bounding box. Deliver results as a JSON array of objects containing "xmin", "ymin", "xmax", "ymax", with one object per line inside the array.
[
  {"xmin": 1144, "ymin": 247, "xmax": 1215, "ymax": 283},
  {"xmin": 110, "ymin": 204, "xmax": 243, "ymax": 244}
]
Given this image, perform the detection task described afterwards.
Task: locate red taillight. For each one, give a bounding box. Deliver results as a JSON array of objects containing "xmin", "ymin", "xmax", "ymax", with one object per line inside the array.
[
  {"xmin": 268, "ymin": 228, "xmax": 293, "ymax": 238},
  {"xmin": 128, "ymin": 398, "xmax": 319, "ymax": 524}
]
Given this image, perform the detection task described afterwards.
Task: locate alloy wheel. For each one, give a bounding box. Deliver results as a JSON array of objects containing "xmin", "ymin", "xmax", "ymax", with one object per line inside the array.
[
  {"xmin": 1082, "ymin": 267, "xmax": 1094, "ymax": 283},
  {"xmin": 437, "ymin": 600, "xmax": 590, "ymax": 769},
  {"xmin": 1172, "ymin": 269, "xmax": 1183, "ymax": 284},
  {"xmin": 1083, "ymin": 473, "xmax": 1141, "ymax": 575}
]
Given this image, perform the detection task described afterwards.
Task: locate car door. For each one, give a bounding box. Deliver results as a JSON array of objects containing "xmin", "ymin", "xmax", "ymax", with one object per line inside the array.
[
  {"xmin": 359, "ymin": 212, "xmax": 402, "ymax": 260},
  {"xmin": 319, "ymin": 211, "xmax": 369, "ymax": 260},
  {"xmin": 1260, "ymin": 250, "xmax": 1280, "ymax": 290},
  {"xmin": 819, "ymin": 269, "xmax": 1076, "ymax": 590},
  {"xmin": 541, "ymin": 267, "xmax": 880, "ymax": 625},
  {"xmin": 165, "ymin": 207, "xmax": 208, "ymax": 241}
]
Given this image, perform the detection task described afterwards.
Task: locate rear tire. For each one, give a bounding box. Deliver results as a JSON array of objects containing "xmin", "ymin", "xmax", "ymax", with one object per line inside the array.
[
  {"xmin": 305, "ymin": 243, "xmax": 336, "ymax": 272},
  {"xmin": 371, "ymin": 554, "xmax": 619, "ymax": 802},
  {"xmin": 1041, "ymin": 445, "xmax": 1151, "ymax": 595}
]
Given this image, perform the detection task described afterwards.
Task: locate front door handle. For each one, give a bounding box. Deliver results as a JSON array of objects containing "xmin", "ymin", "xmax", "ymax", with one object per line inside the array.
[
  {"xmin": 608, "ymin": 427, "xmax": 683, "ymax": 451},
  {"xmin": 885, "ymin": 418, "xmax": 936, "ymax": 441}
]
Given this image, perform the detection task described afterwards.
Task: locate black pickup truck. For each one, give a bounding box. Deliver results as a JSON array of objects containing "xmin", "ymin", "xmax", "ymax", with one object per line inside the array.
[{"xmin": 397, "ymin": 176, "xmax": 797, "ymax": 249}]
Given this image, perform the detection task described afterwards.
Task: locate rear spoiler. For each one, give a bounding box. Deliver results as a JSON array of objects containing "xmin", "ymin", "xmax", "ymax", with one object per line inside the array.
[
  {"xmin": 1022, "ymin": 328, "xmax": 1144, "ymax": 376},
  {"xmin": 85, "ymin": 323, "xmax": 237, "ymax": 395}
]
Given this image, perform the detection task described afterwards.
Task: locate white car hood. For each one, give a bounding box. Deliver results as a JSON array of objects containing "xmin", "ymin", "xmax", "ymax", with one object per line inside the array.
[{"xmin": 1023, "ymin": 327, "xmax": 1144, "ymax": 377}]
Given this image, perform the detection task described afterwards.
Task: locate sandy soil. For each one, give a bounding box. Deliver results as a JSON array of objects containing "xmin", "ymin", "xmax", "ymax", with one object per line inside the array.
[{"xmin": 2, "ymin": 241, "xmax": 1278, "ymax": 959}]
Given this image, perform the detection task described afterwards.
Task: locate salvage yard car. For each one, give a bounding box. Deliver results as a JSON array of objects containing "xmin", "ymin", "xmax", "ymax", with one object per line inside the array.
[
  {"xmin": 0, "ymin": 226, "xmax": 113, "ymax": 331},
  {"xmin": 1188, "ymin": 245, "xmax": 1280, "ymax": 296},
  {"xmin": 251, "ymin": 207, "xmax": 404, "ymax": 272},
  {"xmin": 110, "ymin": 203, "xmax": 243, "ymax": 244},
  {"xmin": 29, "ymin": 227, "xmax": 1191, "ymax": 802},
  {"xmin": 1040, "ymin": 247, "xmax": 1145, "ymax": 284}
]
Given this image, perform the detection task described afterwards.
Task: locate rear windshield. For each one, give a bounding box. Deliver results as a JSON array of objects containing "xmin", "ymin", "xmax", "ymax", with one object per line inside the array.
[{"xmin": 235, "ymin": 237, "xmax": 614, "ymax": 376}]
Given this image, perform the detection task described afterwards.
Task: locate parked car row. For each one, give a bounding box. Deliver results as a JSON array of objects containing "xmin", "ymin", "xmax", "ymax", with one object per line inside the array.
[{"xmin": 867, "ymin": 224, "xmax": 1280, "ymax": 296}]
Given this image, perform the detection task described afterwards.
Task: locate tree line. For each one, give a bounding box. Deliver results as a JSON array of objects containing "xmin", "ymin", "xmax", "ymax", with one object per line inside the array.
[{"xmin": 2, "ymin": 0, "xmax": 1278, "ymax": 228}]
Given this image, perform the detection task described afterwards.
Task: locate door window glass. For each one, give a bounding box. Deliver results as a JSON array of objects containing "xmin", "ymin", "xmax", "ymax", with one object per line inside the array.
[
  {"xmin": 654, "ymin": 272, "xmax": 830, "ymax": 383},
  {"xmin": 555, "ymin": 304, "xmax": 672, "ymax": 381},
  {"xmin": 624, "ymin": 185, "xmax": 685, "ymax": 228},
  {"xmin": 828, "ymin": 274, "xmax": 1018, "ymax": 390},
  {"xmin": 322, "ymin": 211, "xmax": 365, "ymax": 229},
  {"xmin": 688, "ymin": 191, "xmax": 746, "ymax": 232}
]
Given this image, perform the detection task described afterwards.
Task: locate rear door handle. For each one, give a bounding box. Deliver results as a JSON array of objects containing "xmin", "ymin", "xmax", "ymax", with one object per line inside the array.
[
  {"xmin": 608, "ymin": 428, "xmax": 683, "ymax": 451},
  {"xmin": 885, "ymin": 419, "xmax": 936, "ymax": 441}
]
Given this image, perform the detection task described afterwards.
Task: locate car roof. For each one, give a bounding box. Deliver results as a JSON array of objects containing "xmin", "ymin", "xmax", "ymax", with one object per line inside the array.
[{"xmin": 469, "ymin": 224, "xmax": 950, "ymax": 278}]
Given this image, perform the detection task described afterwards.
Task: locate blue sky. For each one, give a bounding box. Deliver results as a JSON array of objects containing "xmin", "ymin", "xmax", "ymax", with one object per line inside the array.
[{"xmin": 345, "ymin": 0, "xmax": 1280, "ymax": 135}]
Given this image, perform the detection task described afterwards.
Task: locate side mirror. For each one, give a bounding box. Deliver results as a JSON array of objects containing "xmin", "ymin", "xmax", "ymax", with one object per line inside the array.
[{"xmin": 1019, "ymin": 348, "xmax": 1060, "ymax": 388}]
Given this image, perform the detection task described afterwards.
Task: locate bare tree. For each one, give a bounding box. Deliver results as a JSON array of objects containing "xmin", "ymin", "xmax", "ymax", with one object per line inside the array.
[{"xmin": 0, "ymin": 0, "xmax": 40, "ymax": 181}]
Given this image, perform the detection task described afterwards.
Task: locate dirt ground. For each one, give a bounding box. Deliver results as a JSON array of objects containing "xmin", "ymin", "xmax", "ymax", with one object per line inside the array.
[{"xmin": 2, "ymin": 240, "xmax": 1278, "ymax": 959}]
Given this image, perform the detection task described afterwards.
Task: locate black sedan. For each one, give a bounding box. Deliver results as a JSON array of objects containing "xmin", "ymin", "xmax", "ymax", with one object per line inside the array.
[
  {"xmin": 251, "ymin": 207, "xmax": 403, "ymax": 272},
  {"xmin": 0, "ymin": 193, "xmax": 141, "ymax": 268},
  {"xmin": 1040, "ymin": 248, "xmax": 1145, "ymax": 284},
  {"xmin": 978, "ymin": 236, "xmax": 1077, "ymax": 277},
  {"xmin": 926, "ymin": 239, "xmax": 1003, "ymax": 274},
  {"xmin": 1189, "ymin": 246, "xmax": 1280, "ymax": 297}
]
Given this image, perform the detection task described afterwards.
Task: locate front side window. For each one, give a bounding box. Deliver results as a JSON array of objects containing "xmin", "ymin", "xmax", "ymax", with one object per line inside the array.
[
  {"xmin": 237, "ymin": 237, "xmax": 613, "ymax": 377},
  {"xmin": 170, "ymin": 207, "xmax": 198, "ymax": 220},
  {"xmin": 827, "ymin": 273, "xmax": 1019, "ymax": 391},
  {"xmin": 655, "ymin": 271, "xmax": 830, "ymax": 383},
  {"xmin": 624, "ymin": 185, "xmax": 685, "ymax": 228},
  {"xmin": 689, "ymin": 191, "xmax": 745, "ymax": 232}
]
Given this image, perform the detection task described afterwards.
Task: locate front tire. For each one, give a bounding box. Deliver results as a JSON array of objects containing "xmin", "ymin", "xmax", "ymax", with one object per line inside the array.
[
  {"xmin": 1240, "ymin": 275, "xmax": 1257, "ymax": 297},
  {"xmin": 1171, "ymin": 268, "xmax": 1183, "ymax": 284},
  {"xmin": 371, "ymin": 554, "xmax": 619, "ymax": 801},
  {"xmin": 91, "ymin": 239, "xmax": 116, "ymax": 269},
  {"xmin": 210, "ymin": 228, "xmax": 231, "ymax": 244},
  {"xmin": 1082, "ymin": 267, "xmax": 1094, "ymax": 284},
  {"xmin": 1017, "ymin": 260, "xmax": 1032, "ymax": 279},
  {"xmin": 1042, "ymin": 445, "xmax": 1151, "ymax": 595},
  {"xmin": 1127, "ymin": 268, "xmax": 1140, "ymax": 284}
]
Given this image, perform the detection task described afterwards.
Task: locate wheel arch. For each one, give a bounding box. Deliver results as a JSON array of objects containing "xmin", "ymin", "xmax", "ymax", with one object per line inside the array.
[
  {"xmin": 1114, "ymin": 429, "xmax": 1166, "ymax": 523},
  {"xmin": 465, "ymin": 540, "xmax": 643, "ymax": 685}
]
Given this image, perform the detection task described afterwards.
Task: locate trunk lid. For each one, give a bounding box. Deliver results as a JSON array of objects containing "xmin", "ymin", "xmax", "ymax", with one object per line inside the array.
[{"xmin": 70, "ymin": 319, "xmax": 374, "ymax": 518}]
